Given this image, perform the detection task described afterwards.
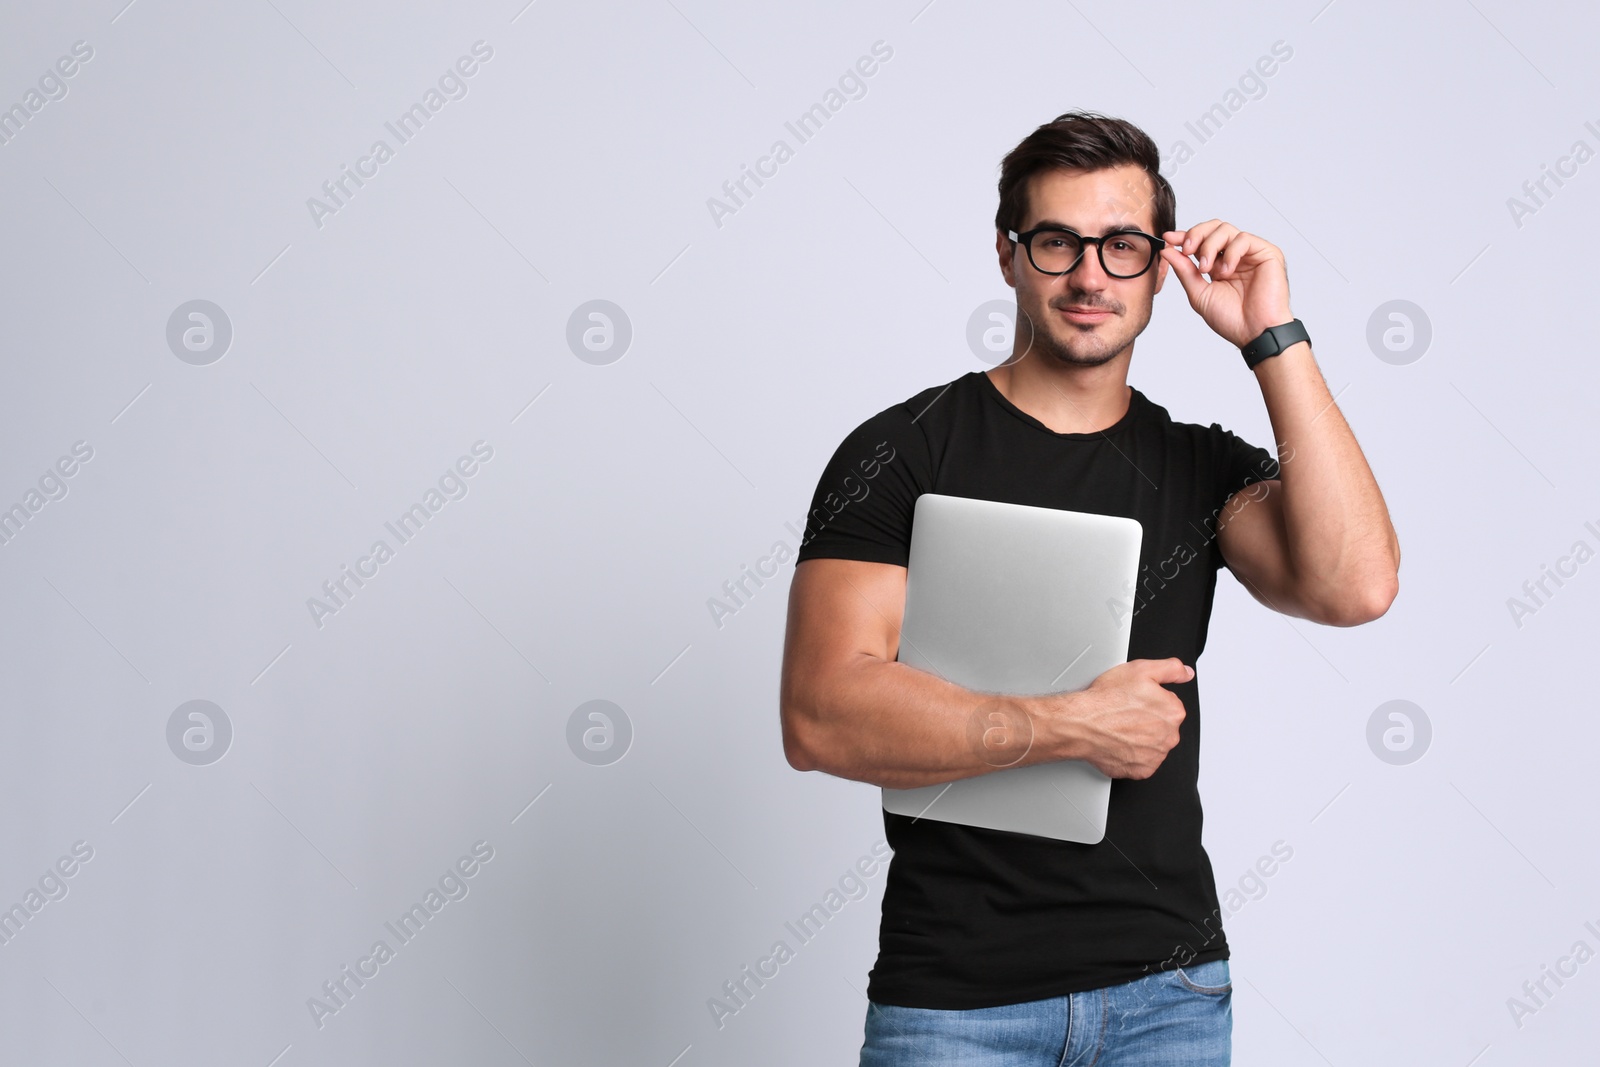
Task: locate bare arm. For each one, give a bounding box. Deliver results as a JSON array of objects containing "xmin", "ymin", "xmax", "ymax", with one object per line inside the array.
[
  {"xmin": 1160, "ymin": 219, "xmax": 1400, "ymax": 627},
  {"xmin": 779, "ymin": 557, "xmax": 1192, "ymax": 789},
  {"xmin": 1216, "ymin": 341, "xmax": 1401, "ymax": 625}
]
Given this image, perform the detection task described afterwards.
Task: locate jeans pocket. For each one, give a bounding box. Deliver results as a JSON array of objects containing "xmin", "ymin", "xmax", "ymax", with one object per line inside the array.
[{"xmin": 1174, "ymin": 958, "xmax": 1231, "ymax": 996}]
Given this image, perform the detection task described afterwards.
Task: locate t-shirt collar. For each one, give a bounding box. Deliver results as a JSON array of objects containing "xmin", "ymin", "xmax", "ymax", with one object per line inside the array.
[{"xmin": 975, "ymin": 371, "xmax": 1142, "ymax": 441}]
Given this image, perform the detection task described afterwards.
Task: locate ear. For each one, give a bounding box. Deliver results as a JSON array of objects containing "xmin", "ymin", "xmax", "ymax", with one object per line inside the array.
[
  {"xmin": 1151, "ymin": 253, "xmax": 1170, "ymax": 295},
  {"xmin": 996, "ymin": 230, "xmax": 1017, "ymax": 288}
]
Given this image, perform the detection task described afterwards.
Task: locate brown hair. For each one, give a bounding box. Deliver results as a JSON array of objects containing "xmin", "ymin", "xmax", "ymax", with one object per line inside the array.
[{"xmin": 994, "ymin": 110, "xmax": 1174, "ymax": 239}]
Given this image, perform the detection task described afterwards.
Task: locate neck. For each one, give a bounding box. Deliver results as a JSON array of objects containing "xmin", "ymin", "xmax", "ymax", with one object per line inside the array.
[{"xmin": 985, "ymin": 352, "xmax": 1132, "ymax": 435}]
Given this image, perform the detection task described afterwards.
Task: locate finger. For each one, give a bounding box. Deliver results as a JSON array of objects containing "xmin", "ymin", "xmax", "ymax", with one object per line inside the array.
[
  {"xmin": 1195, "ymin": 225, "xmax": 1238, "ymax": 273},
  {"xmin": 1215, "ymin": 232, "xmax": 1256, "ymax": 277},
  {"xmin": 1146, "ymin": 657, "xmax": 1196, "ymax": 684},
  {"xmin": 1175, "ymin": 219, "xmax": 1219, "ymax": 255},
  {"xmin": 1159, "ymin": 245, "xmax": 1208, "ymax": 304},
  {"xmin": 1236, "ymin": 234, "xmax": 1284, "ymax": 273}
]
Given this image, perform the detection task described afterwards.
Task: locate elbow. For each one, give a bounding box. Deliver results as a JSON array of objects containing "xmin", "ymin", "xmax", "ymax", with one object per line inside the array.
[
  {"xmin": 1319, "ymin": 571, "xmax": 1399, "ymax": 627},
  {"xmin": 779, "ymin": 702, "xmax": 820, "ymax": 772},
  {"xmin": 784, "ymin": 737, "xmax": 817, "ymax": 773}
]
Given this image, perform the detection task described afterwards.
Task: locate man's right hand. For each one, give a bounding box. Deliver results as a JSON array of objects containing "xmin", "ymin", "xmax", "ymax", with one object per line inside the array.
[
  {"xmin": 782, "ymin": 558, "xmax": 1196, "ymax": 789},
  {"xmin": 1040, "ymin": 658, "xmax": 1193, "ymax": 780}
]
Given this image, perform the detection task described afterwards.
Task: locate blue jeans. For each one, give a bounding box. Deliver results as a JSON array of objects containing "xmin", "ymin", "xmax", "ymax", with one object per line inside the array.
[{"xmin": 858, "ymin": 959, "xmax": 1232, "ymax": 1066}]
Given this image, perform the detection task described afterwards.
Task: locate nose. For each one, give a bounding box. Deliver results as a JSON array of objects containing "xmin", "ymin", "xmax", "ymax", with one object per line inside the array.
[{"xmin": 1065, "ymin": 243, "xmax": 1111, "ymax": 291}]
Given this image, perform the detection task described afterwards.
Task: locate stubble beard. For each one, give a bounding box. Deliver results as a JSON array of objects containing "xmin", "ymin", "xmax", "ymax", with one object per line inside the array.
[{"xmin": 1025, "ymin": 296, "xmax": 1136, "ymax": 369}]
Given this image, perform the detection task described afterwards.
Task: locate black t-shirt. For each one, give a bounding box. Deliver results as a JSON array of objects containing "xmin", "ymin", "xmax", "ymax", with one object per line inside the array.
[{"xmin": 793, "ymin": 369, "xmax": 1280, "ymax": 1009}]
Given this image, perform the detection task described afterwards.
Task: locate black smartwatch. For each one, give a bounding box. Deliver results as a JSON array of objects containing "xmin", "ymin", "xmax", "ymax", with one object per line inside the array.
[{"xmin": 1240, "ymin": 318, "xmax": 1310, "ymax": 369}]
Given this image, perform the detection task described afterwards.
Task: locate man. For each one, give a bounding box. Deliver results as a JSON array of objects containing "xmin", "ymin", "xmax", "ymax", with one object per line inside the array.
[{"xmin": 778, "ymin": 111, "xmax": 1400, "ymax": 1065}]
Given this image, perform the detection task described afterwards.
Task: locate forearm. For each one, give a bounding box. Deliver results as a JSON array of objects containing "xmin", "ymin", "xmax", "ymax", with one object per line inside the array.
[
  {"xmin": 786, "ymin": 656, "xmax": 1079, "ymax": 790},
  {"xmin": 1253, "ymin": 341, "xmax": 1400, "ymax": 612}
]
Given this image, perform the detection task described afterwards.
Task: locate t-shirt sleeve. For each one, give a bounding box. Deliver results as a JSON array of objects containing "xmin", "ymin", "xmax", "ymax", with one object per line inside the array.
[
  {"xmin": 793, "ymin": 401, "xmax": 933, "ymax": 568},
  {"xmin": 1213, "ymin": 424, "xmax": 1280, "ymax": 504},
  {"xmin": 1210, "ymin": 424, "xmax": 1280, "ymax": 569}
]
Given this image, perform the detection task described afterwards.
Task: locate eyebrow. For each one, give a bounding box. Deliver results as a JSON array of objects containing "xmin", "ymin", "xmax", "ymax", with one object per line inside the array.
[{"xmin": 1030, "ymin": 219, "xmax": 1149, "ymax": 235}]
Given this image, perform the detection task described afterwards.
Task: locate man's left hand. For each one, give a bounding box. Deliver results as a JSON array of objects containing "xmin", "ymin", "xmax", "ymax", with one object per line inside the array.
[{"xmin": 1161, "ymin": 221, "xmax": 1295, "ymax": 349}]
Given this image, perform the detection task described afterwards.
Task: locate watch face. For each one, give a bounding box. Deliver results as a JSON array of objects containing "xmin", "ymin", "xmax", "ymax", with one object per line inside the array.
[{"xmin": 1244, "ymin": 321, "xmax": 1306, "ymax": 367}]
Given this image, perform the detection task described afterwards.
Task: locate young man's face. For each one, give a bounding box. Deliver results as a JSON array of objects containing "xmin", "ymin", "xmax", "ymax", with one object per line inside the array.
[{"xmin": 996, "ymin": 164, "xmax": 1169, "ymax": 369}]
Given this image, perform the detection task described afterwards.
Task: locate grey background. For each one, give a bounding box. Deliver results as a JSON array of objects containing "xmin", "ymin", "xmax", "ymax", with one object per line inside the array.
[{"xmin": 1, "ymin": 0, "xmax": 1596, "ymax": 1064}]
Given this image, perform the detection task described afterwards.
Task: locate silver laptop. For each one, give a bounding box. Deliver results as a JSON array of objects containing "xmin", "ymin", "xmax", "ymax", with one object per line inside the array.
[{"xmin": 882, "ymin": 493, "xmax": 1144, "ymax": 843}]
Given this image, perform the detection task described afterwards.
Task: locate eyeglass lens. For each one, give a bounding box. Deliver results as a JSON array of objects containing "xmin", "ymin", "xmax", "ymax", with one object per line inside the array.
[{"xmin": 1030, "ymin": 231, "xmax": 1157, "ymax": 277}]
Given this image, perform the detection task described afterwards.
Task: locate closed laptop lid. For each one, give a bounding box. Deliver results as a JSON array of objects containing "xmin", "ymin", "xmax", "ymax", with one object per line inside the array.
[{"xmin": 881, "ymin": 493, "xmax": 1143, "ymax": 843}]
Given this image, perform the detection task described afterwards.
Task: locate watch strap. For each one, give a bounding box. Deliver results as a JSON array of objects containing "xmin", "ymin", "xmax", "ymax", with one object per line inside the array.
[{"xmin": 1241, "ymin": 318, "xmax": 1309, "ymax": 369}]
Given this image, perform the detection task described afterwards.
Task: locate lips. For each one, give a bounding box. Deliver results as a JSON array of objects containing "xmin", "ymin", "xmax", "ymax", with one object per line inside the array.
[{"xmin": 1059, "ymin": 306, "xmax": 1112, "ymax": 323}]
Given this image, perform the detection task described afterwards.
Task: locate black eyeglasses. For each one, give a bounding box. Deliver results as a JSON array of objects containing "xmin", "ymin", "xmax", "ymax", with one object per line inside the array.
[{"xmin": 1007, "ymin": 226, "xmax": 1165, "ymax": 279}]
